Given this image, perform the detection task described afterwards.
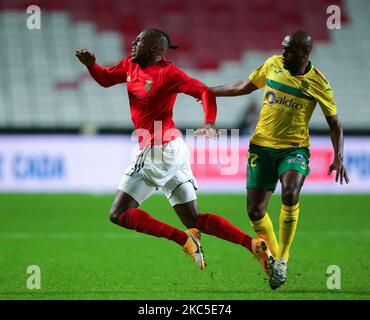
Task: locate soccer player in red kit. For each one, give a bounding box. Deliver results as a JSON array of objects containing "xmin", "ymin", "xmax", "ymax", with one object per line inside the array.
[{"xmin": 76, "ymin": 28, "xmax": 274, "ymax": 275}]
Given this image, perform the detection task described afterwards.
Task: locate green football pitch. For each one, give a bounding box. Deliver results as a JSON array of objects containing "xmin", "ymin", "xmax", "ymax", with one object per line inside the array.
[{"xmin": 0, "ymin": 193, "xmax": 369, "ymax": 300}]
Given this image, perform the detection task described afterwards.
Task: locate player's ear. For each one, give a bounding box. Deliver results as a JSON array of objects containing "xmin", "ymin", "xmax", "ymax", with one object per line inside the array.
[
  {"xmin": 151, "ymin": 43, "xmax": 163, "ymax": 55},
  {"xmin": 150, "ymin": 43, "xmax": 158, "ymax": 53}
]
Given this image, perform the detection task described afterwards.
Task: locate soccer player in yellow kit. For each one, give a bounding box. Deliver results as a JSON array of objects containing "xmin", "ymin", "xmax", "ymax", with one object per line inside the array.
[{"xmin": 210, "ymin": 31, "xmax": 349, "ymax": 289}]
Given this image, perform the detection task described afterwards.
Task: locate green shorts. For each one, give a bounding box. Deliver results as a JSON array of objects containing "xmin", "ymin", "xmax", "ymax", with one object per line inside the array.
[{"xmin": 246, "ymin": 143, "xmax": 310, "ymax": 191}]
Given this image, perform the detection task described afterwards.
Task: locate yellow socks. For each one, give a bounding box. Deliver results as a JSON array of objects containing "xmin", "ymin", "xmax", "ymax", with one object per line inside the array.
[
  {"xmin": 278, "ymin": 203, "xmax": 300, "ymax": 261},
  {"xmin": 250, "ymin": 204, "xmax": 300, "ymax": 261},
  {"xmin": 250, "ymin": 213, "xmax": 279, "ymax": 257}
]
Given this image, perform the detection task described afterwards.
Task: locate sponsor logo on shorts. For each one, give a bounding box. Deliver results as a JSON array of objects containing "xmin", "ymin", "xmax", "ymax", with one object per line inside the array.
[
  {"xmin": 296, "ymin": 154, "xmax": 304, "ymax": 161},
  {"xmin": 287, "ymin": 154, "xmax": 307, "ymax": 170}
]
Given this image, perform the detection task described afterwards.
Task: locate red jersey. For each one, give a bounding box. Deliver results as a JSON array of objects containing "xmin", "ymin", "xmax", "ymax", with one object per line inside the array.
[{"xmin": 87, "ymin": 57, "xmax": 217, "ymax": 148}]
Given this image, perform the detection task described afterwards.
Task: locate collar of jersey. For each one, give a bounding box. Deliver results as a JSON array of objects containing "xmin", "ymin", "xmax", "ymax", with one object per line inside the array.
[{"xmin": 288, "ymin": 61, "xmax": 313, "ymax": 77}]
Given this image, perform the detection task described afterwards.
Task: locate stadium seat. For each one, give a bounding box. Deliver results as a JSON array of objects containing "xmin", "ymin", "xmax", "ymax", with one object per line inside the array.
[{"xmin": 0, "ymin": 0, "xmax": 368, "ymax": 131}]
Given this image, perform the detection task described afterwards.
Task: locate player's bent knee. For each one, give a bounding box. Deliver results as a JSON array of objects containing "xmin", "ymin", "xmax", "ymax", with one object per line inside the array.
[
  {"xmin": 247, "ymin": 205, "xmax": 266, "ymax": 221},
  {"xmin": 282, "ymin": 187, "xmax": 300, "ymax": 205},
  {"xmin": 248, "ymin": 211, "xmax": 265, "ymax": 221}
]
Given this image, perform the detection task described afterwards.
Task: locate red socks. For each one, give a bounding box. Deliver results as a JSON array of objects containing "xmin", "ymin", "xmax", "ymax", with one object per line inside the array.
[
  {"xmin": 196, "ymin": 213, "xmax": 252, "ymax": 251},
  {"xmin": 117, "ymin": 208, "xmax": 187, "ymax": 246},
  {"xmin": 116, "ymin": 209, "xmax": 252, "ymax": 252}
]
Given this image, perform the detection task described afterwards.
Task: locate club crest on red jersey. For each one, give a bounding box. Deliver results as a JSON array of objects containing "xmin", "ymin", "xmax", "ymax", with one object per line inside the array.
[{"xmin": 145, "ymin": 79, "xmax": 153, "ymax": 92}]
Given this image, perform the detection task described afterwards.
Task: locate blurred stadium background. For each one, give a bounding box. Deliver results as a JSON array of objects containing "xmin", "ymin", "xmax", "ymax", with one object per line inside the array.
[
  {"xmin": 0, "ymin": 0, "xmax": 369, "ymax": 300},
  {"xmin": 0, "ymin": 0, "xmax": 369, "ymax": 131}
]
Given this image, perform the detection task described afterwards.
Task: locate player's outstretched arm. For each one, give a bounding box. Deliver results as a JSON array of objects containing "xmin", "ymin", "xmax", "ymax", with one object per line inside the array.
[
  {"xmin": 75, "ymin": 49, "xmax": 96, "ymax": 68},
  {"xmin": 210, "ymin": 80, "xmax": 259, "ymax": 97},
  {"xmin": 172, "ymin": 68, "xmax": 219, "ymax": 138},
  {"xmin": 326, "ymin": 115, "xmax": 349, "ymax": 185},
  {"xmin": 75, "ymin": 49, "xmax": 127, "ymax": 88}
]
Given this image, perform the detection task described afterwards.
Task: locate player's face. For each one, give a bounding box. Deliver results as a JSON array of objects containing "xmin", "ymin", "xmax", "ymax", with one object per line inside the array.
[
  {"xmin": 281, "ymin": 36, "xmax": 305, "ymax": 73},
  {"xmin": 131, "ymin": 31, "xmax": 153, "ymax": 63}
]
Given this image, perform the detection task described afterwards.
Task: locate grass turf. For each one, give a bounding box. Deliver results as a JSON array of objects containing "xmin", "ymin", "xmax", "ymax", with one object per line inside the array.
[{"xmin": 0, "ymin": 193, "xmax": 369, "ymax": 300}]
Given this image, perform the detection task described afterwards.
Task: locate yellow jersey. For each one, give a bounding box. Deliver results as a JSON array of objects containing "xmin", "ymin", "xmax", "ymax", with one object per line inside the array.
[{"xmin": 249, "ymin": 55, "xmax": 337, "ymax": 149}]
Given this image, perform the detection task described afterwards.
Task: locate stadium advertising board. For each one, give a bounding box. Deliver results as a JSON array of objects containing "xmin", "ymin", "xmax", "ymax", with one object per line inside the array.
[{"xmin": 0, "ymin": 135, "xmax": 369, "ymax": 193}]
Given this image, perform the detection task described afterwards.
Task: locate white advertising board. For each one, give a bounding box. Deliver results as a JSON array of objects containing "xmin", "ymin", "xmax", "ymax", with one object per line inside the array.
[{"xmin": 0, "ymin": 135, "xmax": 369, "ymax": 193}]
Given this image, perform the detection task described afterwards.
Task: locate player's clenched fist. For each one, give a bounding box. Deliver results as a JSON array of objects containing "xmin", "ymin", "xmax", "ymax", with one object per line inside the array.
[{"xmin": 75, "ymin": 49, "xmax": 96, "ymax": 68}]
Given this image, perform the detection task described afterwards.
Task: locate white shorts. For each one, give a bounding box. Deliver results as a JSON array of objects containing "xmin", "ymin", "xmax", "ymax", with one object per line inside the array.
[{"xmin": 117, "ymin": 137, "xmax": 198, "ymax": 206}]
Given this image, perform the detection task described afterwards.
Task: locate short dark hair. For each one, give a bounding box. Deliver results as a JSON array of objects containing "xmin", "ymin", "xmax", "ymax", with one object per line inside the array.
[
  {"xmin": 146, "ymin": 28, "xmax": 180, "ymax": 49},
  {"xmin": 290, "ymin": 30, "xmax": 313, "ymax": 55}
]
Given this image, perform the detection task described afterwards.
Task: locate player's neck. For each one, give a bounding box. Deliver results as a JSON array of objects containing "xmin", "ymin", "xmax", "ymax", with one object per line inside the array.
[
  {"xmin": 295, "ymin": 60, "xmax": 309, "ymax": 76},
  {"xmin": 138, "ymin": 56, "xmax": 163, "ymax": 68}
]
